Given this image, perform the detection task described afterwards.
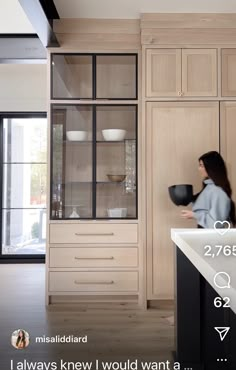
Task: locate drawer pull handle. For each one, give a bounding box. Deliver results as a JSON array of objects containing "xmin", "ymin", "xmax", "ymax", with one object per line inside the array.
[
  {"xmin": 75, "ymin": 232, "xmax": 114, "ymax": 236},
  {"xmin": 74, "ymin": 256, "xmax": 114, "ymax": 260},
  {"xmin": 74, "ymin": 280, "xmax": 114, "ymax": 285}
]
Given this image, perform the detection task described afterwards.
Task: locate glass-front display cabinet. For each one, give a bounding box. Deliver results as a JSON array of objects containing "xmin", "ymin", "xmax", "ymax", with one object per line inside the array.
[
  {"xmin": 51, "ymin": 53, "xmax": 137, "ymax": 100},
  {"xmin": 51, "ymin": 104, "xmax": 137, "ymax": 219},
  {"xmin": 50, "ymin": 53, "xmax": 138, "ymax": 220}
]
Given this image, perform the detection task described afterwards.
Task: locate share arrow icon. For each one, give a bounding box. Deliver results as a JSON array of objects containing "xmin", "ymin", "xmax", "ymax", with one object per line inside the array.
[{"xmin": 214, "ymin": 327, "xmax": 230, "ymax": 341}]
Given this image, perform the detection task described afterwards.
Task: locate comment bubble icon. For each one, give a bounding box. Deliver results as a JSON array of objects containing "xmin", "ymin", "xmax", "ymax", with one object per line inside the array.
[{"xmin": 214, "ymin": 272, "xmax": 231, "ymax": 289}]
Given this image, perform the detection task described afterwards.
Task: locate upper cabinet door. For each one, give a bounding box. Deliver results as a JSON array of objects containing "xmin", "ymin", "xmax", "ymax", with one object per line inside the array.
[
  {"xmin": 222, "ymin": 49, "xmax": 236, "ymax": 97},
  {"xmin": 182, "ymin": 49, "xmax": 217, "ymax": 97},
  {"xmin": 51, "ymin": 53, "xmax": 138, "ymax": 100},
  {"xmin": 146, "ymin": 49, "xmax": 181, "ymax": 97},
  {"xmin": 52, "ymin": 54, "xmax": 93, "ymax": 99}
]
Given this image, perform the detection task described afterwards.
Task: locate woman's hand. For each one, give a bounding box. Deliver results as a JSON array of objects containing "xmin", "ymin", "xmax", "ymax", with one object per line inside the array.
[{"xmin": 181, "ymin": 210, "xmax": 194, "ymax": 219}]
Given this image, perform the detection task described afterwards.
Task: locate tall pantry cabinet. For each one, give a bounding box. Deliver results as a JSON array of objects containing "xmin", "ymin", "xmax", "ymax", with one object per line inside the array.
[
  {"xmin": 142, "ymin": 14, "xmax": 236, "ymax": 301},
  {"xmin": 146, "ymin": 102, "xmax": 219, "ymax": 298}
]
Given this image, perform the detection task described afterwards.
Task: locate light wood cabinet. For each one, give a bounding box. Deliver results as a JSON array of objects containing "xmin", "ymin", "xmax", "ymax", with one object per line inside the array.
[
  {"xmin": 49, "ymin": 223, "xmax": 138, "ymax": 244},
  {"xmin": 47, "ymin": 52, "xmax": 141, "ymax": 306},
  {"xmin": 221, "ymin": 49, "xmax": 236, "ymax": 96},
  {"xmin": 220, "ymin": 102, "xmax": 236, "ymax": 203},
  {"xmin": 49, "ymin": 271, "xmax": 138, "ymax": 293},
  {"xmin": 49, "ymin": 247, "xmax": 138, "ymax": 268},
  {"xmin": 146, "ymin": 102, "xmax": 219, "ymax": 299},
  {"xmin": 146, "ymin": 49, "xmax": 181, "ymax": 97},
  {"xmin": 146, "ymin": 48, "xmax": 217, "ymax": 97},
  {"xmin": 182, "ymin": 49, "xmax": 217, "ymax": 97}
]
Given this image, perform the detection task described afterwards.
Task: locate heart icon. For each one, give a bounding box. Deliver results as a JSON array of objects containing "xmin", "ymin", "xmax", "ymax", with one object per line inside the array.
[{"xmin": 214, "ymin": 221, "xmax": 231, "ymax": 235}]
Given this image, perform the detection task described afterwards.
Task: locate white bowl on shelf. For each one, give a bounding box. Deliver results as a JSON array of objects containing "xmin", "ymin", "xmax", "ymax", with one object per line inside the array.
[
  {"xmin": 102, "ymin": 129, "xmax": 126, "ymax": 141},
  {"xmin": 66, "ymin": 131, "xmax": 88, "ymax": 141},
  {"xmin": 107, "ymin": 208, "xmax": 127, "ymax": 218}
]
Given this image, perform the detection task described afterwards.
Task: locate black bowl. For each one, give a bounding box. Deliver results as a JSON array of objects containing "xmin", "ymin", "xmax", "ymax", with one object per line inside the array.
[{"xmin": 168, "ymin": 184, "xmax": 193, "ymax": 206}]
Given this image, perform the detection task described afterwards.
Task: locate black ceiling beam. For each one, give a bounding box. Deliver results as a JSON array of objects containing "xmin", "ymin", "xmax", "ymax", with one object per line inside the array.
[
  {"xmin": 39, "ymin": 0, "xmax": 60, "ymax": 25},
  {"xmin": 18, "ymin": 0, "xmax": 60, "ymax": 47}
]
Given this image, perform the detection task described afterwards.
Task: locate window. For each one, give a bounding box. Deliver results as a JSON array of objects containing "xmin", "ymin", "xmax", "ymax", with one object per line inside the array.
[{"xmin": 0, "ymin": 114, "xmax": 47, "ymax": 260}]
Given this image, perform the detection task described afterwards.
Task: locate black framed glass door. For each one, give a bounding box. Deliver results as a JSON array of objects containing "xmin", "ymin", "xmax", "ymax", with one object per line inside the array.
[{"xmin": 0, "ymin": 113, "xmax": 47, "ymax": 262}]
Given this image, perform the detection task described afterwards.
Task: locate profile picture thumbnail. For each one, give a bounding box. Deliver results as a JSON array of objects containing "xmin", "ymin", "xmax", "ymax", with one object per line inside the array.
[{"xmin": 11, "ymin": 329, "xmax": 30, "ymax": 349}]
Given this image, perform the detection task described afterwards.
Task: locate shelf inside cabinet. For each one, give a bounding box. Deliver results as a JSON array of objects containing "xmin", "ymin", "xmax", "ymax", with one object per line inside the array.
[
  {"xmin": 96, "ymin": 139, "xmax": 136, "ymax": 143},
  {"xmin": 64, "ymin": 140, "xmax": 92, "ymax": 144}
]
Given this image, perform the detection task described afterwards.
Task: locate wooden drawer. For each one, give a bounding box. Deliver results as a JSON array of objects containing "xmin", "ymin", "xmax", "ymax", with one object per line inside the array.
[
  {"xmin": 49, "ymin": 223, "xmax": 138, "ymax": 244},
  {"xmin": 50, "ymin": 247, "xmax": 138, "ymax": 268},
  {"xmin": 49, "ymin": 271, "xmax": 138, "ymax": 292}
]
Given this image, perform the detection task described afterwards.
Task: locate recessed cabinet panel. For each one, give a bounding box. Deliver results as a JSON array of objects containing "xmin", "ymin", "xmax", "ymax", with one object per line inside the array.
[
  {"xmin": 147, "ymin": 102, "xmax": 219, "ymax": 299},
  {"xmin": 146, "ymin": 49, "xmax": 181, "ymax": 97},
  {"xmin": 222, "ymin": 49, "xmax": 236, "ymax": 96},
  {"xmin": 182, "ymin": 49, "xmax": 217, "ymax": 97},
  {"xmin": 52, "ymin": 54, "xmax": 93, "ymax": 99},
  {"xmin": 96, "ymin": 55, "xmax": 137, "ymax": 99},
  {"xmin": 220, "ymin": 102, "xmax": 236, "ymax": 201}
]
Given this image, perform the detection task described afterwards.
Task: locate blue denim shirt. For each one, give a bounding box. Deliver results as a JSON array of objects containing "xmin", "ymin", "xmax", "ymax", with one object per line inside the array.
[{"xmin": 192, "ymin": 179, "xmax": 231, "ymax": 228}]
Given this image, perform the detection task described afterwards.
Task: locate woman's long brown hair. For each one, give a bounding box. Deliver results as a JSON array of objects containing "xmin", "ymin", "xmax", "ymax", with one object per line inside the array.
[
  {"xmin": 16, "ymin": 330, "xmax": 26, "ymax": 348},
  {"xmin": 199, "ymin": 151, "xmax": 236, "ymax": 226}
]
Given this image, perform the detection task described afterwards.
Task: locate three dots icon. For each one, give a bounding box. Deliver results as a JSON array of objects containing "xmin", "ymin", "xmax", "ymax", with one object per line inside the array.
[{"xmin": 217, "ymin": 358, "xmax": 227, "ymax": 362}]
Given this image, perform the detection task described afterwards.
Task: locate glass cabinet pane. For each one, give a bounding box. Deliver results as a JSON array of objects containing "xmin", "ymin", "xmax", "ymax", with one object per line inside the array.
[
  {"xmin": 51, "ymin": 105, "xmax": 93, "ymax": 219},
  {"xmin": 96, "ymin": 55, "xmax": 137, "ymax": 99},
  {"xmin": 52, "ymin": 55, "xmax": 93, "ymax": 99},
  {"xmin": 96, "ymin": 105, "xmax": 137, "ymax": 218},
  {"xmin": 51, "ymin": 104, "xmax": 137, "ymax": 220}
]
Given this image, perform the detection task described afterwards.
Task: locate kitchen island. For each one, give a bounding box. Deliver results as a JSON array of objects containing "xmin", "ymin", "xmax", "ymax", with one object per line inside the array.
[{"xmin": 171, "ymin": 228, "xmax": 236, "ymax": 370}]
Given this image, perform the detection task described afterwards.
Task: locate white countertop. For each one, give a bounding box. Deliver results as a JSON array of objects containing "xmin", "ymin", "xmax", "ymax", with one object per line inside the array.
[{"xmin": 171, "ymin": 228, "xmax": 236, "ymax": 314}]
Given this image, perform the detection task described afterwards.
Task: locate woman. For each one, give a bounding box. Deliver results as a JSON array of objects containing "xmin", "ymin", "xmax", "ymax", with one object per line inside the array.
[
  {"xmin": 181, "ymin": 151, "xmax": 235, "ymax": 228},
  {"xmin": 15, "ymin": 329, "xmax": 27, "ymax": 349}
]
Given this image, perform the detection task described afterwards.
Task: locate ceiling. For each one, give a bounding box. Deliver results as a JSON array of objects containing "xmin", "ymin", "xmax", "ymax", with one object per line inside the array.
[
  {"xmin": 54, "ymin": 0, "xmax": 236, "ymax": 18},
  {"xmin": 0, "ymin": 0, "xmax": 34, "ymax": 33},
  {"xmin": 1, "ymin": 0, "xmax": 236, "ymax": 35}
]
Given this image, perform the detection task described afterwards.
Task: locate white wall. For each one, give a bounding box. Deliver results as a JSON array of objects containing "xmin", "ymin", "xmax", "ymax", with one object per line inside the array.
[
  {"xmin": 0, "ymin": 0, "xmax": 34, "ymax": 33},
  {"xmin": 0, "ymin": 64, "xmax": 47, "ymax": 112}
]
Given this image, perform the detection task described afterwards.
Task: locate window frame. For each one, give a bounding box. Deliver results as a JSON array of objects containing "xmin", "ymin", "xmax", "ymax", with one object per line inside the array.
[{"xmin": 0, "ymin": 112, "xmax": 46, "ymax": 263}]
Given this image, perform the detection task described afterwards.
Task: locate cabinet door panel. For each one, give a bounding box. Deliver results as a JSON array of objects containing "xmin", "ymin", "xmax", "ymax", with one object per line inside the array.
[
  {"xmin": 220, "ymin": 102, "xmax": 236, "ymax": 204},
  {"xmin": 146, "ymin": 49, "xmax": 181, "ymax": 97},
  {"xmin": 222, "ymin": 49, "xmax": 236, "ymax": 96},
  {"xmin": 182, "ymin": 49, "xmax": 217, "ymax": 96},
  {"xmin": 147, "ymin": 102, "xmax": 219, "ymax": 299}
]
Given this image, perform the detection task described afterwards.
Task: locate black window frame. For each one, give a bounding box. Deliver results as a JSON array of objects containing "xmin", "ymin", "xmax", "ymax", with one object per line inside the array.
[
  {"xmin": 0, "ymin": 112, "xmax": 46, "ymax": 264},
  {"xmin": 50, "ymin": 104, "xmax": 138, "ymax": 220},
  {"xmin": 51, "ymin": 52, "xmax": 138, "ymax": 100}
]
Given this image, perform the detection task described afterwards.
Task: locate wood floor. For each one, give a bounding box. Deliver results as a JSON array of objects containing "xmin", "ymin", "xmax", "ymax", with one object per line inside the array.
[{"xmin": 0, "ymin": 265, "xmax": 174, "ymax": 368}]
